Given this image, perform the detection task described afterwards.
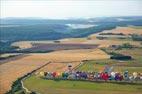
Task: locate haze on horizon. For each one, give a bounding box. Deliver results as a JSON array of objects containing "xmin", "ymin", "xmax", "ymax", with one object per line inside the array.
[{"xmin": 1, "ymin": 0, "xmax": 142, "ymax": 19}]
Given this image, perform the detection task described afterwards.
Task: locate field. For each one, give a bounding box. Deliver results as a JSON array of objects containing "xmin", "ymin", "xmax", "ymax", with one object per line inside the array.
[
  {"xmin": 25, "ymin": 43, "xmax": 98, "ymax": 52},
  {"xmin": 0, "ymin": 55, "xmax": 48, "ymax": 94},
  {"xmin": 84, "ymin": 39, "xmax": 141, "ymax": 47},
  {"xmin": 1, "ymin": 25, "xmax": 142, "ymax": 94},
  {"xmin": 115, "ymin": 48, "xmax": 142, "ymax": 63},
  {"xmin": 23, "ymin": 75, "xmax": 142, "ymax": 94},
  {"xmin": 13, "ymin": 39, "xmax": 139, "ymax": 49},
  {"xmin": 37, "ymin": 62, "xmax": 81, "ymax": 73},
  {"xmin": 0, "ymin": 48, "xmax": 109, "ymax": 94},
  {"xmin": 77, "ymin": 48, "xmax": 142, "ymax": 73},
  {"xmin": 77, "ymin": 59, "xmax": 142, "ymax": 73},
  {"xmin": 11, "ymin": 26, "xmax": 142, "ymax": 50},
  {"xmin": 11, "ymin": 41, "xmax": 54, "ymax": 49},
  {"xmin": 129, "ymin": 26, "xmax": 142, "ymax": 29},
  {"xmin": 89, "ymin": 27, "xmax": 142, "ymax": 37},
  {"xmin": 59, "ymin": 27, "xmax": 142, "ymax": 48},
  {"xmin": 22, "ymin": 46, "xmax": 142, "ymax": 94}
]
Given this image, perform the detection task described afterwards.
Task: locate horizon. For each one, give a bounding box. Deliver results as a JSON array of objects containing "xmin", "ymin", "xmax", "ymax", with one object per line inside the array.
[
  {"xmin": 1, "ymin": 0, "xmax": 142, "ymax": 19},
  {"xmin": 1, "ymin": 16, "xmax": 142, "ymax": 20}
]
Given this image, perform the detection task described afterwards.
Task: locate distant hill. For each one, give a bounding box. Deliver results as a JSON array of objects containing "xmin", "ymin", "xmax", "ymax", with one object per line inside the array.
[
  {"xmin": 1, "ymin": 16, "xmax": 142, "ymax": 41},
  {"xmin": 0, "ymin": 16, "xmax": 142, "ymax": 52}
]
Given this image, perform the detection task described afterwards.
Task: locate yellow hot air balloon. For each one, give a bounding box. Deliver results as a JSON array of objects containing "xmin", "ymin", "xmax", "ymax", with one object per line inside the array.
[{"xmin": 39, "ymin": 71, "xmax": 45, "ymax": 77}]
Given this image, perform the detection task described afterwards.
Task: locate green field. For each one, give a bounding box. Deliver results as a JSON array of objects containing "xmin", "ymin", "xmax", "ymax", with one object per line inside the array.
[
  {"xmin": 77, "ymin": 59, "xmax": 142, "ymax": 73},
  {"xmin": 23, "ymin": 75, "xmax": 142, "ymax": 94},
  {"xmin": 77, "ymin": 48, "xmax": 142, "ymax": 73}
]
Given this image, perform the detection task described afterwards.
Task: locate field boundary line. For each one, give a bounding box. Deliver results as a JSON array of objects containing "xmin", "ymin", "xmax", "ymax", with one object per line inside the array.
[{"xmin": 17, "ymin": 61, "xmax": 51, "ymax": 94}]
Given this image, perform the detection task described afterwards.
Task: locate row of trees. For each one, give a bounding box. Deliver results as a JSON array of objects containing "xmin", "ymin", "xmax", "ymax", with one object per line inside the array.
[{"xmin": 131, "ymin": 34, "xmax": 142, "ymax": 41}]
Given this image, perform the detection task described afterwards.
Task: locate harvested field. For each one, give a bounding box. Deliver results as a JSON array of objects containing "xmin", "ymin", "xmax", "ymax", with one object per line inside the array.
[
  {"xmin": 59, "ymin": 39, "xmax": 141, "ymax": 48},
  {"xmin": 84, "ymin": 39, "xmax": 141, "ymax": 48},
  {"xmin": 24, "ymin": 43, "xmax": 98, "ymax": 52},
  {"xmin": 0, "ymin": 55, "xmax": 47, "ymax": 94},
  {"xmin": 28, "ymin": 49, "xmax": 109, "ymax": 62},
  {"xmin": 13, "ymin": 39, "xmax": 141, "ymax": 50},
  {"xmin": 89, "ymin": 27, "xmax": 142, "ymax": 38},
  {"xmin": 37, "ymin": 62, "xmax": 81, "ymax": 73},
  {"xmin": 0, "ymin": 48, "xmax": 109, "ymax": 94}
]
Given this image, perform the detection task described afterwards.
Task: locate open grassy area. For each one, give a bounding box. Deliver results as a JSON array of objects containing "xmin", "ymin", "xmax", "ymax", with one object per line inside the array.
[
  {"xmin": 77, "ymin": 59, "xmax": 114, "ymax": 72},
  {"xmin": 77, "ymin": 48, "xmax": 142, "ymax": 73},
  {"xmin": 23, "ymin": 75, "xmax": 142, "ymax": 94},
  {"xmin": 77, "ymin": 59, "xmax": 142, "ymax": 73}
]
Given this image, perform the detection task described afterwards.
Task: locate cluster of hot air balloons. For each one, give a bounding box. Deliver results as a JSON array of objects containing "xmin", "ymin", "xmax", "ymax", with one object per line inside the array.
[{"xmin": 38, "ymin": 71, "xmax": 142, "ymax": 82}]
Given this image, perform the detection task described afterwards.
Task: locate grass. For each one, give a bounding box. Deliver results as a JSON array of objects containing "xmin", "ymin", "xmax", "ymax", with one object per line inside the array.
[
  {"xmin": 23, "ymin": 75, "xmax": 142, "ymax": 94},
  {"xmin": 77, "ymin": 59, "xmax": 114, "ymax": 72},
  {"xmin": 79, "ymin": 59, "xmax": 142, "ymax": 72},
  {"xmin": 114, "ymin": 66, "xmax": 142, "ymax": 73},
  {"xmin": 77, "ymin": 48, "xmax": 142, "ymax": 73},
  {"xmin": 77, "ymin": 59, "xmax": 142, "ymax": 73}
]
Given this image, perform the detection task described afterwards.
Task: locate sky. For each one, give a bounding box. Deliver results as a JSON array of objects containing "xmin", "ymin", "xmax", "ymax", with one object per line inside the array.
[{"xmin": 1, "ymin": 0, "xmax": 142, "ymax": 19}]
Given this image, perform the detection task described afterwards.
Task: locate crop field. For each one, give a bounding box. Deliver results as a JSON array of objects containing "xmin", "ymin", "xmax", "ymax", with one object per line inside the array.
[
  {"xmin": 24, "ymin": 43, "xmax": 98, "ymax": 52},
  {"xmin": 0, "ymin": 48, "xmax": 109, "ymax": 94},
  {"xmin": 0, "ymin": 56, "xmax": 47, "ymax": 94},
  {"xmin": 1, "ymin": 41, "xmax": 141, "ymax": 94},
  {"xmin": 84, "ymin": 39, "xmax": 141, "ymax": 47},
  {"xmin": 23, "ymin": 75, "xmax": 142, "ymax": 94},
  {"xmin": 1, "ymin": 25, "xmax": 142, "ymax": 94},
  {"xmin": 11, "ymin": 26, "xmax": 142, "ymax": 50},
  {"xmin": 11, "ymin": 41, "xmax": 54, "ymax": 49},
  {"xmin": 37, "ymin": 62, "xmax": 81, "ymax": 73},
  {"xmin": 22, "ymin": 47, "xmax": 142, "ymax": 94},
  {"xmin": 59, "ymin": 39, "xmax": 141, "ymax": 48},
  {"xmin": 89, "ymin": 27, "xmax": 142, "ymax": 37}
]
